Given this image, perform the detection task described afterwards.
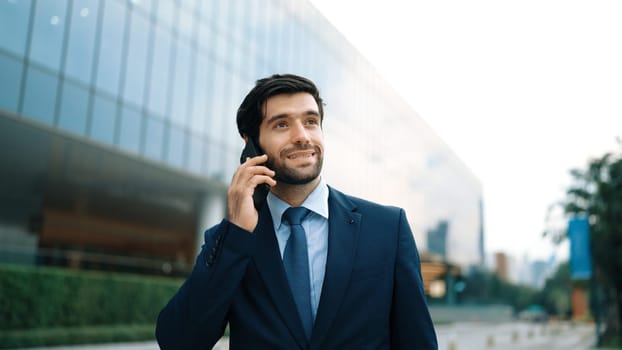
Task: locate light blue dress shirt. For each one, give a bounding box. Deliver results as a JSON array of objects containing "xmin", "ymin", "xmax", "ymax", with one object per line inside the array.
[{"xmin": 266, "ymin": 178, "xmax": 329, "ymax": 321}]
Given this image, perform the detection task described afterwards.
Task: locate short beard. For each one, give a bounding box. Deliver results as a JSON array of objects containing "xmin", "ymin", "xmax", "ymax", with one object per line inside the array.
[{"xmin": 266, "ymin": 147, "xmax": 323, "ymax": 185}]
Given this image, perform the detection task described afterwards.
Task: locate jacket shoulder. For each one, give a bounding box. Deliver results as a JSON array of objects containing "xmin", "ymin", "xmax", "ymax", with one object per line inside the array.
[{"xmin": 328, "ymin": 186, "xmax": 403, "ymax": 216}]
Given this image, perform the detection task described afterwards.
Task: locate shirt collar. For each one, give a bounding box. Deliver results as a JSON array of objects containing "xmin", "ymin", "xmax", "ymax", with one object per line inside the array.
[{"xmin": 267, "ymin": 178, "xmax": 329, "ymax": 230}]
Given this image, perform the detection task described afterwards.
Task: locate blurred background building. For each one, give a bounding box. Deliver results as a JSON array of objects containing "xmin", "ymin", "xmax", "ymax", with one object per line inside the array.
[{"xmin": 0, "ymin": 0, "xmax": 483, "ymax": 286}]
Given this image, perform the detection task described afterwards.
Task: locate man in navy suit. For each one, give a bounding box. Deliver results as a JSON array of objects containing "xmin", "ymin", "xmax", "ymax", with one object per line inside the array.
[{"xmin": 156, "ymin": 74, "xmax": 438, "ymax": 349}]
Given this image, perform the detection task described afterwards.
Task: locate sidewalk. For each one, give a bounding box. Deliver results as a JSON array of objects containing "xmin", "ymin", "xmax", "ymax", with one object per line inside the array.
[{"xmin": 11, "ymin": 338, "xmax": 229, "ymax": 350}]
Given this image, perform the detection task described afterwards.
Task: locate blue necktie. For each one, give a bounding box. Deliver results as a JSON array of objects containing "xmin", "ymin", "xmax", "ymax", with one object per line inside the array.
[{"xmin": 282, "ymin": 207, "xmax": 313, "ymax": 340}]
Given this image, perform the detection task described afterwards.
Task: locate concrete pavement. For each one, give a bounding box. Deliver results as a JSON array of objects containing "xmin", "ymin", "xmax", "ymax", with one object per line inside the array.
[
  {"xmin": 436, "ymin": 321, "xmax": 597, "ymax": 350},
  {"xmin": 12, "ymin": 321, "xmax": 598, "ymax": 350}
]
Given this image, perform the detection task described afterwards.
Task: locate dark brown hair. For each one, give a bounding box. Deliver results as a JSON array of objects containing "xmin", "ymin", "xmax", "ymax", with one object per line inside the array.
[{"xmin": 236, "ymin": 74, "xmax": 324, "ymax": 141}]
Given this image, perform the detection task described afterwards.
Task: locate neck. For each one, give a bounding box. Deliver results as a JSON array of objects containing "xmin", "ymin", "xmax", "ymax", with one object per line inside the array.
[{"xmin": 270, "ymin": 176, "xmax": 321, "ymax": 207}]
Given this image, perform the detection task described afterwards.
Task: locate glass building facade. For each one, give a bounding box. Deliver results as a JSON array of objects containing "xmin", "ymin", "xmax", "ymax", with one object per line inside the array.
[{"xmin": 0, "ymin": 0, "xmax": 483, "ymax": 276}]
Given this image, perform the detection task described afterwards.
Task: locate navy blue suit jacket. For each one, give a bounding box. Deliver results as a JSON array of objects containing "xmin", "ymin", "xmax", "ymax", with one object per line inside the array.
[{"xmin": 156, "ymin": 187, "xmax": 437, "ymax": 349}]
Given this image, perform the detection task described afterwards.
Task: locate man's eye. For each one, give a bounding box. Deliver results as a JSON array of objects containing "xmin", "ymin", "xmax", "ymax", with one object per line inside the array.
[
  {"xmin": 275, "ymin": 121, "xmax": 288, "ymax": 128},
  {"xmin": 306, "ymin": 119, "xmax": 319, "ymax": 125}
]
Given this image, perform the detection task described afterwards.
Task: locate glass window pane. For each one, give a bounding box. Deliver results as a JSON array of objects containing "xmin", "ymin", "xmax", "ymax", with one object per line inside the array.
[
  {"xmin": 58, "ymin": 81, "xmax": 89, "ymax": 135},
  {"xmin": 131, "ymin": 0, "xmax": 153, "ymax": 15},
  {"xmin": 0, "ymin": 0, "xmax": 31, "ymax": 56},
  {"xmin": 205, "ymin": 139, "xmax": 224, "ymax": 180},
  {"xmin": 147, "ymin": 24, "xmax": 172, "ymax": 116},
  {"xmin": 214, "ymin": 1, "xmax": 229, "ymax": 34},
  {"xmin": 170, "ymin": 40, "xmax": 192, "ymax": 126},
  {"xmin": 197, "ymin": 22, "xmax": 212, "ymax": 53},
  {"xmin": 190, "ymin": 53, "xmax": 208, "ymax": 134},
  {"xmin": 118, "ymin": 106, "xmax": 142, "ymax": 153},
  {"xmin": 144, "ymin": 115, "xmax": 164, "ymax": 161},
  {"xmin": 0, "ymin": 53, "xmax": 22, "ymax": 112},
  {"xmin": 229, "ymin": 0, "xmax": 245, "ymax": 45},
  {"xmin": 207, "ymin": 66, "xmax": 228, "ymax": 143},
  {"xmin": 213, "ymin": 20, "xmax": 229, "ymax": 63},
  {"xmin": 166, "ymin": 125, "xmax": 185, "ymax": 168},
  {"xmin": 95, "ymin": 0, "xmax": 126, "ymax": 96},
  {"xmin": 122, "ymin": 10, "xmax": 149, "ymax": 107},
  {"xmin": 90, "ymin": 94, "xmax": 116, "ymax": 144},
  {"xmin": 198, "ymin": 1, "xmax": 213, "ymax": 21},
  {"xmin": 223, "ymin": 151, "xmax": 237, "ymax": 183},
  {"xmin": 155, "ymin": 0, "xmax": 175, "ymax": 29},
  {"xmin": 65, "ymin": 0, "xmax": 99, "ymax": 84},
  {"xmin": 22, "ymin": 66, "xmax": 58, "ymax": 125},
  {"xmin": 187, "ymin": 133, "xmax": 203, "ymax": 174},
  {"xmin": 178, "ymin": 0, "xmax": 196, "ymax": 12},
  {"xmin": 29, "ymin": 0, "xmax": 68, "ymax": 71},
  {"xmin": 178, "ymin": 8, "xmax": 194, "ymax": 40}
]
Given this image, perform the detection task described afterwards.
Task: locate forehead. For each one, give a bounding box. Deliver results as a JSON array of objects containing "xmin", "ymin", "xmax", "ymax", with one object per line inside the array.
[{"xmin": 262, "ymin": 92, "xmax": 319, "ymax": 119}]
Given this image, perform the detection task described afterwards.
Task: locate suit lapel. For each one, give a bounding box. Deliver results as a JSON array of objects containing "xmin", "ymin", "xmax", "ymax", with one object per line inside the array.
[
  {"xmin": 311, "ymin": 188, "xmax": 361, "ymax": 348},
  {"xmin": 252, "ymin": 204, "xmax": 309, "ymax": 349}
]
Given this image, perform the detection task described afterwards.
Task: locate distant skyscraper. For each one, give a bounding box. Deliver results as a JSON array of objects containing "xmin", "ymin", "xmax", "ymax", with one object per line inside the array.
[
  {"xmin": 495, "ymin": 252, "xmax": 509, "ymax": 281},
  {"xmin": 427, "ymin": 220, "xmax": 449, "ymax": 261},
  {"xmin": 478, "ymin": 198, "xmax": 486, "ymax": 266},
  {"xmin": 530, "ymin": 260, "xmax": 549, "ymax": 288}
]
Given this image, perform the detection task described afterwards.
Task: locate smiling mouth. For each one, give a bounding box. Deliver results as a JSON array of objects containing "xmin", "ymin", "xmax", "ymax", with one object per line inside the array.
[{"xmin": 286, "ymin": 152, "xmax": 315, "ymax": 160}]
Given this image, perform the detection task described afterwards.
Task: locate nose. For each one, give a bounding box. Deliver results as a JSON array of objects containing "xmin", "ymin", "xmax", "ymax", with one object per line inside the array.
[{"xmin": 290, "ymin": 120, "xmax": 310, "ymax": 144}]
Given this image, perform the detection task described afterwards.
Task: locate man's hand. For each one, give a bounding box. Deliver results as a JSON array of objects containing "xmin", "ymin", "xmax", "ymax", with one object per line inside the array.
[{"xmin": 227, "ymin": 154, "xmax": 276, "ymax": 232}]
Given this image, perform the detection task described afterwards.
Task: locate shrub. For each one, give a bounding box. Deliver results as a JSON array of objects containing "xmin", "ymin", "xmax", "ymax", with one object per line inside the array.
[{"xmin": 0, "ymin": 264, "xmax": 181, "ymax": 330}]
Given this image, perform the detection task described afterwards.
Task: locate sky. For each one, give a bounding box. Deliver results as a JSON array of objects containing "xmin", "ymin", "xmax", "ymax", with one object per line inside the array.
[{"xmin": 309, "ymin": 0, "xmax": 622, "ymax": 262}]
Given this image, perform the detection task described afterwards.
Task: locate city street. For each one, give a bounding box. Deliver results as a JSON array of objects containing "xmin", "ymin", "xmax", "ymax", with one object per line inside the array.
[
  {"xmin": 19, "ymin": 321, "xmax": 597, "ymax": 350},
  {"xmin": 436, "ymin": 321, "xmax": 596, "ymax": 350}
]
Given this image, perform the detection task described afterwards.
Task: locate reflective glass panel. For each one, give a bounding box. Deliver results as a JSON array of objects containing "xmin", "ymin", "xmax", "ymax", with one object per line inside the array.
[
  {"xmin": 65, "ymin": 0, "xmax": 99, "ymax": 84},
  {"xmin": 187, "ymin": 133, "xmax": 203, "ymax": 174},
  {"xmin": 0, "ymin": 0, "xmax": 31, "ymax": 56},
  {"xmin": 197, "ymin": 22, "xmax": 212, "ymax": 53},
  {"xmin": 205, "ymin": 139, "xmax": 223, "ymax": 180},
  {"xmin": 222, "ymin": 151, "xmax": 237, "ymax": 183},
  {"xmin": 166, "ymin": 125, "xmax": 185, "ymax": 168},
  {"xmin": 90, "ymin": 94, "xmax": 117, "ymax": 144},
  {"xmin": 95, "ymin": 0, "xmax": 126, "ymax": 96},
  {"xmin": 29, "ymin": 0, "xmax": 68, "ymax": 71},
  {"xmin": 177, "ymin": 7, "xmax": 194, "ymax": 40},
  {"xmin": 178, "ymin": 0, "xmax": 196, "ymax": 12},
  {"xmin": 147, "ymin": 24, "xmax": 172, "ymax": 116},
  {"xmin": 22, "ymin": 66, "xmax": 58, "ymax": 125},
  {"xmin": 58, "ymin": 81, "xmax": 89, "ymax": 135},
  {"xmin": 118, "ymin": 105, "xmax": 142, "ymax": 153},
  {"xmin": 190, "ymin": 53, "xmax": 209, "ymax": 134},
  {"xmin": 130, "ymin": 0, "xmax": 153, "ymax": 15},
  {"xmin": 207, "ymin": 66, "xmax": 227, "ymax": 143},
  {"xmin": 170, "ymin": 40, "xmax": 192, "ymax": 126},
  {"xmin": 143, "ymin": 114, "xmax": 165, "ymax": 161},
  {"xmin": 228, "ymin": 0, "xmax": 245, "ymax": 45},
  {"xmin": 198, "ymin": 0, "xmax": 213, "ymax": 21},
  {"xmin": 123, "ymin": 10, "xmax": 149, "ymax": 107},
  {"xmin": 0, "ymin": 53, "xmax": 22, "ymax": 111},
  {"xmin": 155, "ymin": 0, "xmax": 175, "ymax": 29}
]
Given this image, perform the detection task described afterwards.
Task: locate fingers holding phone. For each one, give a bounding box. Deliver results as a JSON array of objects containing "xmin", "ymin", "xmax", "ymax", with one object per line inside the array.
[{"xmin": 227, "ymin": 155, "xmax": 276, "ymax": 232}]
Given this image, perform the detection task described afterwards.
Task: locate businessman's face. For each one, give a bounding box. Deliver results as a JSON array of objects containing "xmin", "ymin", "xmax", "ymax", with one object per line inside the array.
[{"xmin": 258, "ymin": 92, "xmax": 324, "ymax": 185}]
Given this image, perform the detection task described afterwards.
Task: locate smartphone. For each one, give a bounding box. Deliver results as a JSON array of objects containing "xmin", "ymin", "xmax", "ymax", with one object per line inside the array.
[{"xmin": 240, "ymin": 138, "xmax": 270, "ymax": 209}]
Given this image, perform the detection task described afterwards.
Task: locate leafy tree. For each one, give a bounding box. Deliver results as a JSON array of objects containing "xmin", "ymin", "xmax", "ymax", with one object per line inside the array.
[
  {"xmin": 534, "ymin": 262, "xmax": 571, "ymax": 318},
  {"xmin": 545, "ymin": 145, "xmax": 622, "ymax": 343},
  {"xmin": 459, "ymin": 267, "xmax": 537, "ymax": 312}
]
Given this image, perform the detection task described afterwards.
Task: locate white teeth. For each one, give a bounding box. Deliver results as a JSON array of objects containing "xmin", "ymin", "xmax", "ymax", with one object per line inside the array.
[{"xmin": 288, "ymin": 153, "xmax": 313, "ymax": 159}]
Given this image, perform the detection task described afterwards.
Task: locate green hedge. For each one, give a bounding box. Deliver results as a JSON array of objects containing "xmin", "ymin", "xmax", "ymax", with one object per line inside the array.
[
  {"xmin": 0, "ymin": 324, "xmax": 156, "ymax": 349},
  {"xmin": 0, "ymin": 264, "xmax": 182, "ymax": 347}
]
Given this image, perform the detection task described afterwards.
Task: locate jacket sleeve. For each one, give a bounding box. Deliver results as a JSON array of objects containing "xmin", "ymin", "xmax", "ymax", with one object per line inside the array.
[
  {"xmin": 390, "ymin": 209, "xmax": 438, "ymax": 349},
  {"xmin": 156, "ymin": 219, "xmax": 256, "ymax": 350}
]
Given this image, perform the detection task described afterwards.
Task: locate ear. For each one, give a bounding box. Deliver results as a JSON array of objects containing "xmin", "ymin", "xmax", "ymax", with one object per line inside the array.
[{"xmin": 242, "ymin": 134, "xmax": 249, "ymax": 143}]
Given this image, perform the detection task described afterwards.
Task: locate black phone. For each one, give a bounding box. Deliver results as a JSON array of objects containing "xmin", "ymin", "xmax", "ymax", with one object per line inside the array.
[{"xmin": 240, "ymin": 138, "xmax": 270, "ymax": 209}]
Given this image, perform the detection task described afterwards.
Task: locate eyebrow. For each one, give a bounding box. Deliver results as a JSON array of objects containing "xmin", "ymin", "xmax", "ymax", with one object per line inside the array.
[{"xmin": 266, "ymin": 110, "xmax": 320, "ymax": 124}]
